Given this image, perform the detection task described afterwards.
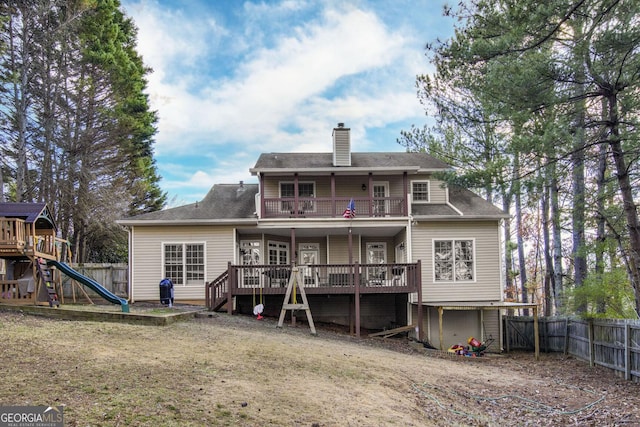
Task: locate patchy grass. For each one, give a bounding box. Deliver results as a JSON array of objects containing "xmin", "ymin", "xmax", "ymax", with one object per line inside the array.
[{"xmin": 1, "ymin": 310, "xmax": 639, "ymax": 426}]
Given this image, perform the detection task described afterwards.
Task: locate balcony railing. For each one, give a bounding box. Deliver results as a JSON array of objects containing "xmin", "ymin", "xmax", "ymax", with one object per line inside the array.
[{"xmin": 261, "ymin": 197, "xmax": 406, "ymax": 218}]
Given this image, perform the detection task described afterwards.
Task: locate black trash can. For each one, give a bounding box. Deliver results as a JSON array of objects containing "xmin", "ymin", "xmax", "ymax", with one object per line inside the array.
[{"xmin": 159, "ymin": 278, "xmax": 174, "ymax": 306}]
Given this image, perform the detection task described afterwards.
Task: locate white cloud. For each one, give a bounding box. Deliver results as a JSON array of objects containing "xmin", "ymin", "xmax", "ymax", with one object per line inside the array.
[
  {"xmin": 125, "ymin": 2, "xmax": 412, "ymax": 153},
  {"xmin": 121, "ymin": 0, "xmax": 453, "ymax": 202}
]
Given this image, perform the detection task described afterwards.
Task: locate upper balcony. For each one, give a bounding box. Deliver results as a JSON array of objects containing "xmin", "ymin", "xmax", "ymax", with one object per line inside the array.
[{"xmin": 261, "ymin": 196, "xmax": 406, "ymax": 219}]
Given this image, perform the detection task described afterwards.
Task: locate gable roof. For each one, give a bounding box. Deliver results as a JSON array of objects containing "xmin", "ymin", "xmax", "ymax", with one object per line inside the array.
[
  {"xmin": 119, "ymin": 152, "xmax": 506, "ymax": 224},
  {"xmin": 250, "ymin": 152, "xmax": 452, "ymax": 174},
  {"xmin": 118, "ymin": 183, "xmax": 259, "ymax": 225},
  {"xmin": 0, "ymin": 202, "xmax": 57, "ymax": 229}
]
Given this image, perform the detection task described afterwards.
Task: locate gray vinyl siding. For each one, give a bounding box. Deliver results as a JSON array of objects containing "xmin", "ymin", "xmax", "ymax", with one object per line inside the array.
[
  {"xmin": 482, "ymin": 310, "xmax": 501, "ymax": 350},
  {"xmin": 263, "ymin": 173, "xmax": 449, "ymax": 205},
  {"xmin": 327, "ymin": 235, "xmax": 361, "ymax": 264},
  {"xmin": 427, "ymin": 179, "xmax": 447, "ymax": 204},
  {"xmin": 333, "ymin": 176, "xmax": 371, "ymax": 198},
  {"xmin": 409, "ymin": 176, "xmax": 447, "ymax": 204},
  {"xmin": 411, "ymin": 221, "xmax": 502, "ymax": 302},
  {"xmin": 263, "ymin": 175, "xmax": 411, "ymax": 199},
  {"xmin": 130, "ymin": 225, "xmax": 234, "ymax": 302}
]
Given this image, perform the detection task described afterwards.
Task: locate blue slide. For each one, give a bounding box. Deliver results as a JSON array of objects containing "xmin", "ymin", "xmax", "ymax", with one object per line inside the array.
[{"xmin": 47, "ymin": 260, "xmax": 130, "ymax": 313}]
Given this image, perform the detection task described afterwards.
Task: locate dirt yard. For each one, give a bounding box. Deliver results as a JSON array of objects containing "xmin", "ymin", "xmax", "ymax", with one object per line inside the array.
[{"xmin": 0, "ymin": 308, "xmax": 638, "ymax": 426}]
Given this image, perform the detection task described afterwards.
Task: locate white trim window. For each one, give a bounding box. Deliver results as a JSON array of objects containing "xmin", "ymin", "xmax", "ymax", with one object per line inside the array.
[
  {"xmin": 412, "ymin": 180, "xmax": 430, "ymax": 203},
  {"xmin": 163, "ymin": 242, "xmax": 205, "ymax": 285},
  {"xmin": 433, "ymin": 239, "xmax": 475, "ymax": 282}
]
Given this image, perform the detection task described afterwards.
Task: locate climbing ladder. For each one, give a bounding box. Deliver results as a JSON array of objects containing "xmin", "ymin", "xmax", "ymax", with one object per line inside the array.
[
  {"xmin": 35, "ymin": 258, "xmax": 60, "ymax": 307},
  {"xmin": 277, "ymin": 266, "xmax": 316, "ymax": 335}
]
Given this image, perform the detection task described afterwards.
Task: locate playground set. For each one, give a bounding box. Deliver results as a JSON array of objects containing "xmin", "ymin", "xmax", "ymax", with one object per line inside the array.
[{"xmin": 0, "ymin": 202, "xmax": 129, "ymax": 312}]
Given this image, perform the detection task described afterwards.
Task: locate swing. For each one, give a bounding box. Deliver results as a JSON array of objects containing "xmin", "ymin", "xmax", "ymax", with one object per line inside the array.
[{"xmin": 253, "ymin": 280, "xmax": 264, "ymax": 320}]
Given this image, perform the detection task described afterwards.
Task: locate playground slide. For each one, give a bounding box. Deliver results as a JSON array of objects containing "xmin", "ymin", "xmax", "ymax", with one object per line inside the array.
[{"xmin": 47, "ymin": 260, "xmax": 130, "ymax": 313}]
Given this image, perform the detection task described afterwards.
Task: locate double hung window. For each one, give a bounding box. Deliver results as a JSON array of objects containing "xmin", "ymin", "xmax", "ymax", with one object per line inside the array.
[{"xmin": 412, "ymin": 181, "xmax": 430, "ymax": 202}]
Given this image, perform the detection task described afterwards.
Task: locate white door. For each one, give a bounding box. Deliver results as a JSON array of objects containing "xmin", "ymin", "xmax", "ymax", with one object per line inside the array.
[
  {"xmin": 239, "ymin": 241, "xmax": 261, "ymax": 286},
  {"xmin": 366, "ymin": 242, "xmax": 387, "ymax": 284},
  {"xmin": 299, "ymin": 243, "xmax": 319, "ymax": 286},
  {"xmin": 373, "ymin": 181, "xmax": 389, "ymax": 216}
]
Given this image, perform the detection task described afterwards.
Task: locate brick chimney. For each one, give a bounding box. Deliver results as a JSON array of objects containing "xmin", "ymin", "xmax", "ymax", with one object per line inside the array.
[{"xmin": 332, "ymin": 123, "xmax": 351, "ymax": 166}]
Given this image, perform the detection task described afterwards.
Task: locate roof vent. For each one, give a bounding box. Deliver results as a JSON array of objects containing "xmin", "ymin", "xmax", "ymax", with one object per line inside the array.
[{"xmin": 332, "ymin": 123, "xmax": 351, "ymax": 166}]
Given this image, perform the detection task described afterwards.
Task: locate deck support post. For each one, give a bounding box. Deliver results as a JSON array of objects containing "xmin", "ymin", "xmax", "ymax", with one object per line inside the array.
[{"xmin": 355, "ymin": 262, "xmax": 360, "ymax": 339}]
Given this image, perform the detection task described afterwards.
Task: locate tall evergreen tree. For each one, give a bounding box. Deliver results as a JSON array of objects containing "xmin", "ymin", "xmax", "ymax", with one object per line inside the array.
[
  {"xmin": 405, "ymin": 0, "xmax": 640, "ymax": 315},
  {"xmin": 0, "ymin": 0, "xmax": 166, "ymax": 262}
]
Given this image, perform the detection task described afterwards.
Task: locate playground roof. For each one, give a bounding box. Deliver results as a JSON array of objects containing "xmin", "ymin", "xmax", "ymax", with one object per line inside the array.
[{"xmin": 0, "ymin": 202, "xmax": 57, "ymax": 230}]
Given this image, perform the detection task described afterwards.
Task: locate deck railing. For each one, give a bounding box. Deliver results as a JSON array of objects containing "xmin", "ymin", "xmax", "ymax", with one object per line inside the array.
[
  {"xmin": 261, "ymin": 197, "xmax": 406, "ymax": 218},
  {"xmin": 205, "ymin": 268, "xmax": 229, "ymax": 311},
  {"xmin": 217, "ymin": 262, "xmax": 419, "ymax": 291}
]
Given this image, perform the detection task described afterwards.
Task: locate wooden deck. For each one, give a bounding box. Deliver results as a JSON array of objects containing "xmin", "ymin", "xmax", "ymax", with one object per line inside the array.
[
  {"xmin": 205, "ymin": 262, "xmax": 424, "ymax": 340},
  {"xmin": 206, "ymin": 262, "xmax": 421, "ymax": 308}
]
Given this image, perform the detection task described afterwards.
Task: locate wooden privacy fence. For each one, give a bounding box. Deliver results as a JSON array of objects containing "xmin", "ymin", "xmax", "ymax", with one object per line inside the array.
[
  {"xmin": 504, "ymin": 316, "xmax": 640, "ymax": 382},
  {"xmin": 59, "ymin": 263, "xmax": 128, "ymax": 299}
]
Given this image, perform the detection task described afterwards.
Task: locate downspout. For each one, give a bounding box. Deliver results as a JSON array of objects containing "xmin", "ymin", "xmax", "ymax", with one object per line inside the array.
[{"xmin": 407, "ymin": 193, "xmax": 422, "ymax": 340}]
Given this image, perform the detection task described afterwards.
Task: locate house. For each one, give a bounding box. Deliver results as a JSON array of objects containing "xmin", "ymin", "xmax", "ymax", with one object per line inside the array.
[{"xmin": 118, "ymin": 123, "xmax": 526, "ymax": 351}]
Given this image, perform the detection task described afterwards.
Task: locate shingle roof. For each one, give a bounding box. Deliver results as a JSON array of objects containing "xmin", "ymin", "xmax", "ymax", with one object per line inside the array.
[
  {"xmin": 120, "ymin": 152, "xmax": 505, "ymax": 223},
  {"xmin": 0, "ymin": 202, "xmax": 56, "ymax": 228},
  {"xmin": 119, "ymin": 184, "xmax": 258, "ymax": 222},
  {"xmin": 447, "ymin": 186, "xmax": 507, "ymax": 217},
  {"xmin": 410, "ymin": 186, "xmax": 506, "ymax": 219},
  {"xmin": 251, "ymin": 152, "xmax": 452, "ymax": 172}
]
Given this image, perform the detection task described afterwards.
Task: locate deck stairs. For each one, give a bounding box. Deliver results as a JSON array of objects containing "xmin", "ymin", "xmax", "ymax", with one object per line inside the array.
[{"xmin": 206, "ymin": 270, "xmax": 229, "ymax": 311}]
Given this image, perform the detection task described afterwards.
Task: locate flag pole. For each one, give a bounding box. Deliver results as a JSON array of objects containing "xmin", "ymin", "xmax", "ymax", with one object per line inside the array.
[
  {"xmin": 348, "ymin": 224, "xmax": 353, "ymax": 265},
  {"xmin": 343, "ymin": 198, "xmax": 355, "ymax": 265}
]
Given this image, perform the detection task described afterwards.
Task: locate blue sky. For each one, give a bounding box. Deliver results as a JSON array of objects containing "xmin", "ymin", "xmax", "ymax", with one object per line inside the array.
[{"xmin": 120, "ymin": 0, "xmax": 455, "ymax": 206}]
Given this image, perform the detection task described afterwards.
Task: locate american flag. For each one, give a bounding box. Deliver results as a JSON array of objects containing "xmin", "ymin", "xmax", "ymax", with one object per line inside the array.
[{"xmin": 343, "ymin": 198, "xmax": 355, "ymax": 219}]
